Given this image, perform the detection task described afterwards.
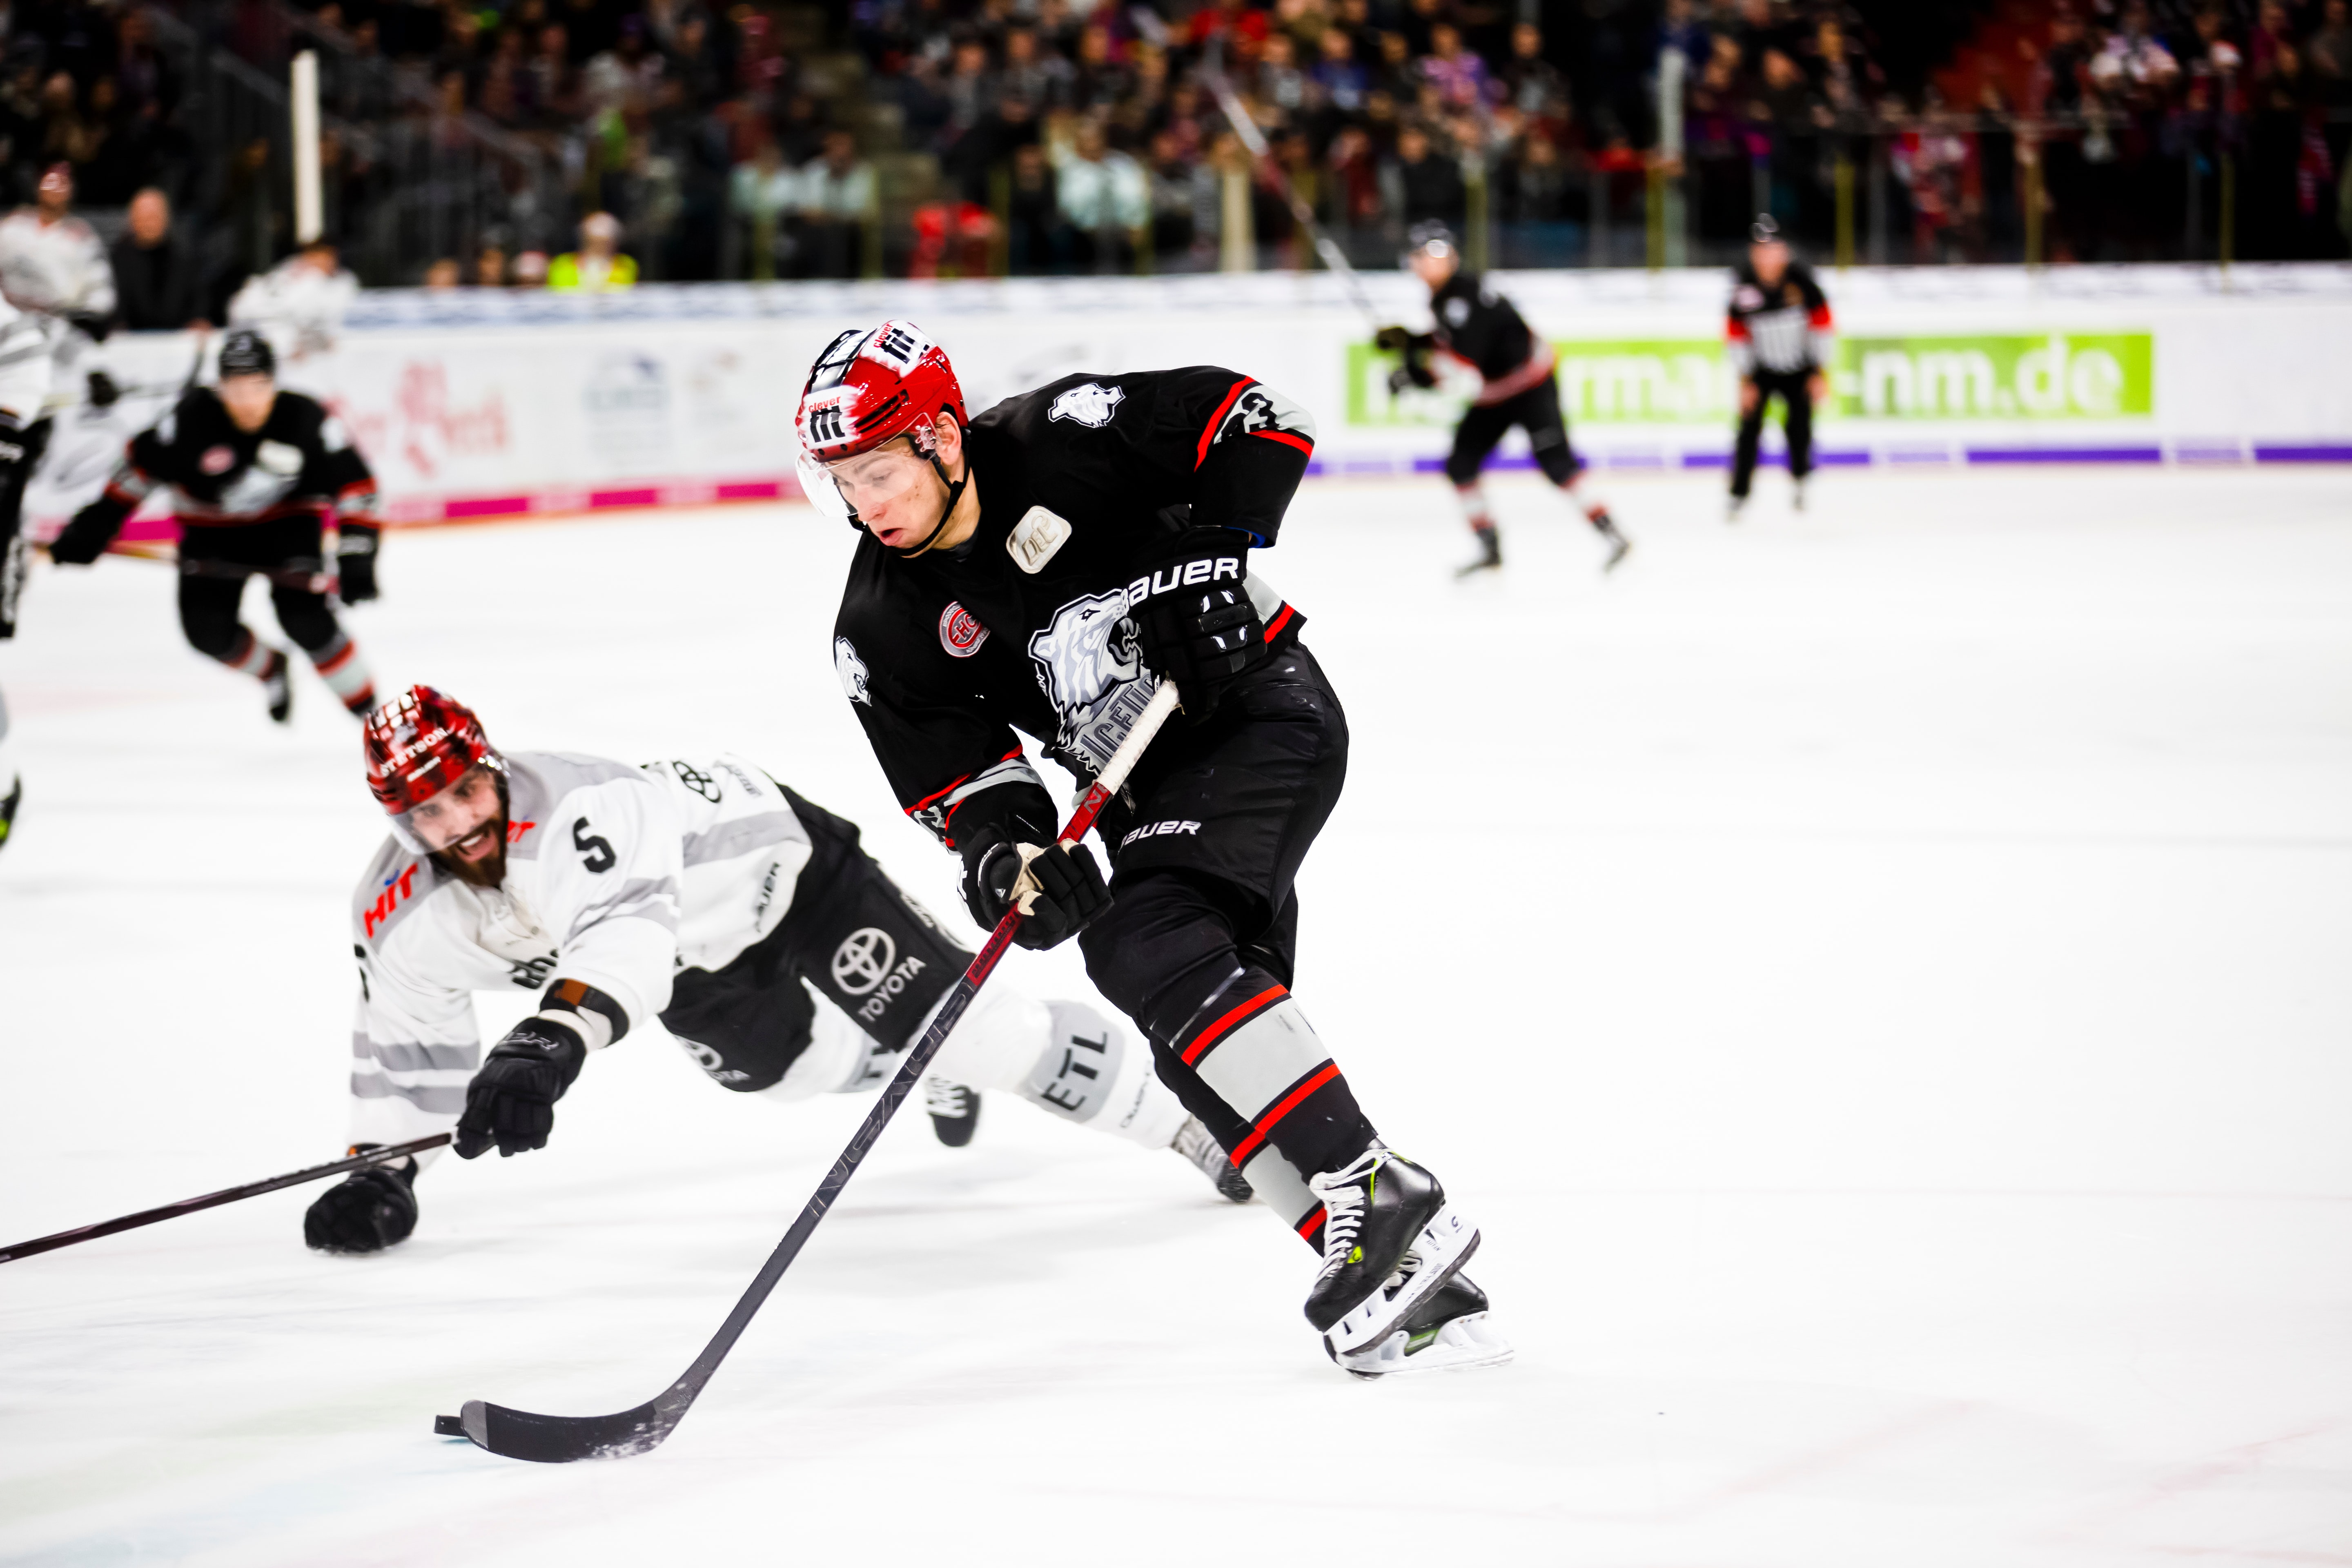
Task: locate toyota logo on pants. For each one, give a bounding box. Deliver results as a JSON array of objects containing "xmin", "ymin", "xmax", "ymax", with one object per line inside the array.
[{"xmin": 831, "ymin": 928, "xmax": 897, "ymax": 995}]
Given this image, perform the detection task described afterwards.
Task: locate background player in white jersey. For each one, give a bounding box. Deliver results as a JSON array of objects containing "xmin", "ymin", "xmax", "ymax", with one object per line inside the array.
[
  {"xmin": 0, "ymin": 164, "xmax": 116, "ymax": 410},
  {"xmin": 0, "ymin": 290, "xmax": 51, "ymax": 851},
  {"xmin": 227, "ymin": 239, "xmax": 359, "ymax": 401},
  {"xmin": 307, "ymin": 685, "xmax": 1245, "ymax": 1254}
]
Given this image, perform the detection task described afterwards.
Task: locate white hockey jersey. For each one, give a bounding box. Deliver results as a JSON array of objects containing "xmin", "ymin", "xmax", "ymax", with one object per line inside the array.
[
  {"xmin": 228, "ymin": 254, "xmax": 359, "ymax": 367},
  {"xmin": 0, "ymin": 293, "xmax": 53, "ymax": 424},
  {"xmin": 348, "ymin": 751, "xmax": 813, "ymax": 1146},
  {"xmin": 0, "ymin": 209, "xmax": 114, "ymax": 394}
]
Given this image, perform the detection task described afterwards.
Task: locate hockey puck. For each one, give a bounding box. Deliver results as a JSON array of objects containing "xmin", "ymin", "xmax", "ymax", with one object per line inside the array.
[{"xmin": 434, "ymin": 1414, "xmax": 467, "ymax": 1437}]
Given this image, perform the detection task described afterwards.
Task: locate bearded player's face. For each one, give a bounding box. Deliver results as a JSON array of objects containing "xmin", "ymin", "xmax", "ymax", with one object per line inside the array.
[{"xmin": 408, "ymin": 766, "xmax": 507, "ymax": 884}]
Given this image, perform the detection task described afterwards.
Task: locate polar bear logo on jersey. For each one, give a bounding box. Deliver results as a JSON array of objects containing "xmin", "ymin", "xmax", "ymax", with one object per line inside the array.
[
  {"xmin": 834, "ymin": 636, "xmax": 871, "ymax": 706},
  {"xmin": 1048, "ymin": 382, "xmax": 1125, "ymax": 428},
  {"xmin": 1029, "ymin": 590, "xmax": 1140, "ymax": 723}
]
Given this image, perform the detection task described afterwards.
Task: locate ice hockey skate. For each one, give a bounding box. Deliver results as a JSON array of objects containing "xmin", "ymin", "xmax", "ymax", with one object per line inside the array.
[
  {"xmin": 1595, "ymin": 510, "xmax": 1632, "ymax": 571},
  {"xmin": 1791, "ymin": 477, "xmax": 1809, "ymax": 512},
  {"xmin": 1454, "ymin": 525, "xmax": 1502, "ymax": 577},
  {"xmin": 924, "ymin": 1077, "xmax": 979, "ymax": 1147},
  {"xmin": 261, "ymin": 649, "xmax": 292, "ymax": 724},
  {"xmin": 1326, "ymin": 1271, "xmax": 1513, "ymax": 1379},
  {"xmin": 1173, "ymin": 1117, "xmax": 1255, "ymax": 1203},
  {"xmin": 1304, "ymin": 1147, "xmax": 1479, "ymax": 1354},
  {"xmin": 0, "ymin": 773, "xmax": 18, "ymax": 852}
]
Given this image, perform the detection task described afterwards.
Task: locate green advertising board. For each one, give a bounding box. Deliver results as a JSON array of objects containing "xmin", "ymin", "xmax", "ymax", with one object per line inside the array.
[{"xmin": 1345, "ymin": 332, "xmax": 2155, "ymax": 425}]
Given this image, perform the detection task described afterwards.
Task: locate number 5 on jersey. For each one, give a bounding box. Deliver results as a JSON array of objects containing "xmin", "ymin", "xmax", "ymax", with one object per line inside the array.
[{"xmin": 572, "ymin": 817, "xmax": 615, "ymax": 873}]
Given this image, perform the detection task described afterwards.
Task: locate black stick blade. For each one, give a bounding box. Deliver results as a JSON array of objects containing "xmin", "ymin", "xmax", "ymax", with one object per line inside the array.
[{"xmin": 453, "ymin": 1397, "xmax": 675, "ymax": 1463}]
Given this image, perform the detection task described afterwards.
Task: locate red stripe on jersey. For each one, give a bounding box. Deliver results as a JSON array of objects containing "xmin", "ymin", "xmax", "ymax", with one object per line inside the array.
[
  {"xmin": 1230, "ymin": 1061, "xmax": 1342, "ymax": 1166},
  {"xmin": 1179, "ymin": 983, "xmax": 1290, "ymax": 1067},
  {"xmin": 1262, "ymin": 604, "xmax": 1295, "ymax": 642},
  {"xmin": 1253, "ymin": 429, "xmax": 1313, "ymax": 455},
  {"xmin": 1808, "ymin": 305, "xmax": 1833, "ymax": 329},
  {"xmin": 1194, "ymin": 377, "xmax": 1255, "ymax": 470},
  {"xmin": 1726, "ymin": 317, "xmax": 1752, "ymax": 341}
]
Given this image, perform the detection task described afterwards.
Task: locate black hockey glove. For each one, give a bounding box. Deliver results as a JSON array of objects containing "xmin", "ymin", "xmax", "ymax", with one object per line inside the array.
[
  {"xmin": 85, "ymin": 368, "xmax": 119, "ymax": 408},
  {"xmin": 67, "ymin": 310, "xmax": 113, "ymax": 343},
  {"xmin": 1374, "ymin": 325, "xmax": 1437, "ymax": 390},
  {"xmin": 954, "ymin": 782, "xmax": 1108, "ymax": 950},
  {"xmin": 336, "ymin": 523, "xmax": 380, "ymax": 602},
  {"xmin": 47, "ymin": 492, "xmax": 132, "ymax": 565},
  {"xmin": 1135, "ymin": 527, "xmax": 1266, "ymax": 721},
  {"xmin": 303, "ymin": 1150, "xmax": 419, "ymax": 1253},
  {"xmin": 454, "ymin": 1016, "xmax": 587, "ymax": 1158},
  {"xmin": 964, "ymin": 836, "xmax": 1111, "ymax": 950}
]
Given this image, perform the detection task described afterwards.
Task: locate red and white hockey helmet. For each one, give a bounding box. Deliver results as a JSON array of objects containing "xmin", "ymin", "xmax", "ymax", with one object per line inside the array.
[
  {"xmin": 362, "ymin": 685, "xmax": 504, "ymax": 851},
  {"xmin": 793, "ymin": 320, "xmax": 967, "ymax": 531}
]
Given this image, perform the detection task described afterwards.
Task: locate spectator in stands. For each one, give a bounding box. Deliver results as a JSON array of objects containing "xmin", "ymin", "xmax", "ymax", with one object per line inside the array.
[
  {"xmin": 732, "ymin": 136, "xmax": 800, "ymax": 279},
  {"xmin": 1053, "ymin": 117, "xmax": 1148, "ymax": 272},
  {"xmin": 474, "ymin": 244, "xmax": 508, "ymax": 287},
  {"xmin": 796, "ymin": 128, "xmax": 874, "ymax": 279},
  {"xmin": 423, "ymin": 258, "xmax": 461, "ymax": 288},
  {"xmin": 110, "ymin": 187, "xmax": 206, "ymax": 331},
  {"xmin": 550, "ymin": 211, "xmax": 637, "ymax": 290},
  {"xmin": 1390, "ymin": 123, "xmax": 1465, "ymax": 229}
]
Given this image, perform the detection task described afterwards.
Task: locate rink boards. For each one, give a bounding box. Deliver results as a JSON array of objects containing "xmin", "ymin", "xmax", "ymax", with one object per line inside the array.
[{"xmin": 31, "ymin": 262, "xmax": 2352, "ymax": 532}]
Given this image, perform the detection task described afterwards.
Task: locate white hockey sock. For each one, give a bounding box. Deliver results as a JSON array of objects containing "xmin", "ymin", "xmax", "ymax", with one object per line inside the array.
[
  {"xmin": 0, "ymin": 683, "xmax": 16, "ymax": 791},
  {"xmin": 306, "ymin": 631, "xmax": 376, "ymax": 714},
  {"xmin": 1454, "ymin": 482, "xmax": 1494, "ymax": 535},
  {"xmin": 1561, "ymin": 474, "xmax": 1610, "ymax": 523},
  {"xmin": 221, "ymin": 628, "xmax": 275, "ymax": 678}
]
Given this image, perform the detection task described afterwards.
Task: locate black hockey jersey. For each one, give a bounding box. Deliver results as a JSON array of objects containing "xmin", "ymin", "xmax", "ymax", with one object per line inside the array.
[
  {"xmin": 1726, "ymin": 259, "xmax": 1834, "ymax": 376},
  {"xmin": 103, "ymin": 386, "xmax": 377, "ymax": 528},
  {"xmin": 831, "ymin": 366, "xmax": 1315, "ymax": 848},
  {"xmin": 1393, "ymin": 271, "xmax": 1557, "ymax": 405}
]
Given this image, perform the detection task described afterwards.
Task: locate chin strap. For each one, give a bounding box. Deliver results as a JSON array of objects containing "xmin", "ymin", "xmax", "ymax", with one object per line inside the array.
[{"xmin": 888, "ymin": 450, "xmax": 970, "ymax": 559}]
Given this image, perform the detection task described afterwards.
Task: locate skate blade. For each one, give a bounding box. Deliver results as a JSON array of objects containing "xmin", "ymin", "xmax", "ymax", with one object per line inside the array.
[
  {"xmin": 1335, "ymin": 1311, "xmax": 1516, "ymax": 1380},
  {"xmin": 1322, "ymin": 1205, "xmax": 1479, "ymax": 1355}
]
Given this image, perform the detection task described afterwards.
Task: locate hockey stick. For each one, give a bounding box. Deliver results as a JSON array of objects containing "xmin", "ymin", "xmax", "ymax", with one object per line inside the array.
[
  {"xmin": 1127, "ymin": 7, "xmax": 1385, "ymax": 327},
  {"xmin": 0, "ymin": 1134, "xmax": 451, "ymax": 1264},
  {"xmin": 441, "ymin": 679, "xmax": 1186, "ymax": 1463}
]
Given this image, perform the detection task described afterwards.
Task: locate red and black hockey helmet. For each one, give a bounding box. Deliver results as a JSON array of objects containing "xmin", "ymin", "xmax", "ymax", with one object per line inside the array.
[
  {"xmin": 794, "ymin": 321, "xmax": 971, "ymax": 550},
  {"xmin": 363, "ymin": 685, "xmax": 503, "ymax": 848}
]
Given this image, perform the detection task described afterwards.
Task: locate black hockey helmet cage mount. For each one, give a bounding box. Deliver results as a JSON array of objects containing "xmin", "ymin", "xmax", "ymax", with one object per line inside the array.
[
  {"xmin": 218, "ymin": 327, "xmax": 276, "ymax": 380},
  {"xmin": 1750, "ymin": 212, "xmax": 1783, "ymax": 245}
]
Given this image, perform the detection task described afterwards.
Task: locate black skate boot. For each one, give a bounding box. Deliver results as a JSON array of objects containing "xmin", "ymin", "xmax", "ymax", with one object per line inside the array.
[
  {"xmin": 1592, "ymin": 510, "xmax": 1631, "ymax": 572},
  {"xmin": 1303, "ymin": 1147, "xmax": 1479, "ymax": 1354},
  {"xmin": 0, "ymin": 773, "xmax": 19, "ymax": 853},
  {"xmin": 1454, "ymin": 525, "xmax": 1502, "ymax": 577},
  {"xmin": 1172, "ymin": 1117, "xmax": 1255, "ymax": 1203},
  {"xmin": 261, "ymin": 649, "xmax": 293, "ymax": 724},
  {"xmin": 1324, "ymin": 1270, "xmax": 1514, "ymax": 1378},
  {"xmin": 924, "ymin": 1077, "xmax": 980, "ymax": 1147}
]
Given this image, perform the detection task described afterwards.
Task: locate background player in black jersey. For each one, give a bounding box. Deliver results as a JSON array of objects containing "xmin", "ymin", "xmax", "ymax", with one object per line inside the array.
[
  {"xmin": 45, "ymin": 329, "xmax": 381, "ymax": 724},
  {"xmin": 1726, "ymin": 214, "xmax": 1835, "ymax": 519},
  {"xmin": 798, "ymin": 321, "xmax": 1508, "ymax": 1378},
  {"xmin": 1377, "ymin": 221, "xmax": 1628, "ymax": 577}
]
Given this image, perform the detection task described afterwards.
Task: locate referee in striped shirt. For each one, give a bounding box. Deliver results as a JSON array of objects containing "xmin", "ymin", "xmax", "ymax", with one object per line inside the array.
[{"xmin": 1726, "ymin": 215, "xmax": 1834, "ymax": 517}]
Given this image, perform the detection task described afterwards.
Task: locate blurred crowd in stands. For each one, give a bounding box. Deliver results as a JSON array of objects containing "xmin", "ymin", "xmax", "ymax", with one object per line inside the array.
[{"xmin": 0, "ymin": 0, "xmax": 2342, "ymax": 303}]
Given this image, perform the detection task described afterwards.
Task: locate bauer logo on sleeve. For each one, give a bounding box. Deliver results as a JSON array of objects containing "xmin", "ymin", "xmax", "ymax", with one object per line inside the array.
[
  {"xmin": 1047, "ymin": 381, "xmax": 1124, "ymax": 428},
  {"xmin": 1006, "ymin": 505, "xmax": 1072, "ymax": 574},
  {"xmin": 937, "ymin": 601, "xmax": 989, "ymax": 657}
]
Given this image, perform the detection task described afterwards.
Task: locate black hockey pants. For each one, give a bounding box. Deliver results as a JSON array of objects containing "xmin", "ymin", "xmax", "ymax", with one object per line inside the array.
[
  {"xmin": 1080, "ymin": 644, "xmax": 1377, "ymax": 1185},
  {"xmin": 176, "ymin": 514, "xmax": 343, "ymax": 662},
  {"xmin": 1731, "ymin": 369, "xmax": 1816, "ymax": 498},
  {"xmin": 661, "ymin": 786, "xmax": 970, "ymax": 1093},
  {"xmin": 1445, "ymin": 375, "xmax": 1583, "ymax": 489}
]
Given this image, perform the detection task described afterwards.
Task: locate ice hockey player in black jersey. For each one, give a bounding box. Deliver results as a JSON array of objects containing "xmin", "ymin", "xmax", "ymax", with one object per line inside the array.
[
  {"xmin": 1726, "ymin": 214, "xmax": 1834, "ymax": 519},
  {"xmin": 800, "ymin": 321, "xmax": 1510, "ymax": 1378},
  {"xmin": 45, "ymin": 328, "xmax": 381, "ymax": 724},
  {"xmin": 1376, "ymin": 221, "xmax": 1628, "ymax": 576}
]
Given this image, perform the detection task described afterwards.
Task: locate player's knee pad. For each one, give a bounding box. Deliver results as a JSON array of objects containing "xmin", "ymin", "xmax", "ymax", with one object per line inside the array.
[
  {"xmin": 270, "ymin": 588, "xmax": 341, "ymax": 652},
  {"xmin": 1078, "ymin": 874, "xmax": 1247, "ymax": 1048},
  {"xmin": 177, "ymin": 597, "xmax": 243, "ymax": 660},
  {"xmin": 1442, "ymin": 450, "xmax": 1484, "ymax": 488}
]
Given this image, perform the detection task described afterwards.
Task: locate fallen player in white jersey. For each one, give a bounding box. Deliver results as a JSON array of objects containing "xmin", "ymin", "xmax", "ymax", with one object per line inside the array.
[{"xmin": 308, "ymin": 684, "xmax": 1247, "ymax": 1254}]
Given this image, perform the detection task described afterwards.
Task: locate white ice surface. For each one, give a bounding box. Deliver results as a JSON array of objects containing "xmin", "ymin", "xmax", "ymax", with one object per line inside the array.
[{"xmin": 2, "ymin": 467, "xmax": 2350, "ymax": 1565}]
